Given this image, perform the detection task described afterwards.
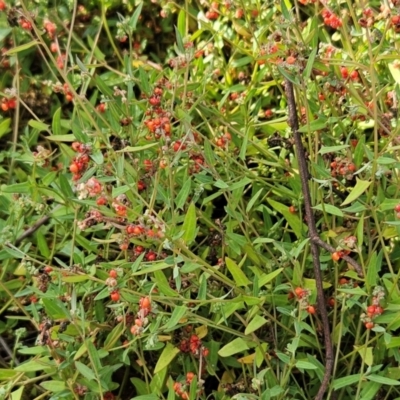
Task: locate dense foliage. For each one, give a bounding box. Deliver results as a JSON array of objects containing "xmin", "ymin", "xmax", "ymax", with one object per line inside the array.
[{"xmin": 1, "ymin": 0, "xmax": 400, "ymax": 399}]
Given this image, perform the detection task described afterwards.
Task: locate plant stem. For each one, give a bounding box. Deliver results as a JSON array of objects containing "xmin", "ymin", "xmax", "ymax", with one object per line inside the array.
[{"xmin": 284, "ymin": 79, "xmax": 333, "ymax": 400}]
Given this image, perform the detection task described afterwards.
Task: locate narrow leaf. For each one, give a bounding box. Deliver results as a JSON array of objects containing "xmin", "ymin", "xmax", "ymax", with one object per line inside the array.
[
  {"xmin": 225, "ymin": 257, "xmax": 251, "ymax": 287},
  {"xmin": 165, "ymin": 306, "xmax": 187, "ymax": 330},
  {"xmin": 245, "ymin": 315, "xmax": 268, "ymax": 335},
  {"xmin": 154, "ymin": 343, "xmax": 180, "ymax": 373},
  {"xmin": 341, "ymin": 179, "xmax": 371, "ymax": 206},
  {"xmin": 258, "ymin": 268, "xmax": 284, "ymax": 287},
  {"xmin": 218, "ymin": 337, "xmax": 249, "ymax": 357},
  {"xmin": 182, "ymin": 202, "xmax": 197, "ymax": 244}
]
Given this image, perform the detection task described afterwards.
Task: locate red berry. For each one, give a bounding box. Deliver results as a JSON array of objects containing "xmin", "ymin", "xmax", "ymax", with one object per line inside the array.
[
  {"xmin": 392, "ymin": 15, "xmax": 400, "ymax": 26},
  {"xmin": 340, "ymin": 66, "xmax": 349, "ymax": 79},
  {"xmin": 367, "ymin": 305, "xmax": 376, "ymax": 316},
  {"xmin": 109, "ymin": 269, "xmax": 118, "ymax": 278},
  {"xmin": 140, "ymin": 296, "xmax": 151, "ymax": 310},
  {"xmin": 294, "ymin": 287, "xmax": 304, "ymax": 297},
  {"xmin": 119, "ymin": 243, "xmax": 129, "ymax": 251},
  {"xmin": 186, "ymin": 372, "xmax": 195, "ymax": 383},
  {"xmin": 69, "ymin": 162, "xmax": 80, "ymax": 174},
  {"xmin": 0, "ymin": 0, "xmax": 6, "ymax": 11},
  {"xmin": 145, "ymin": 251, "xmax": 157, "ymax": 261},
  {"xmin": 205, "ymin": 10, "xmax": 219, "ymax": 20},
  {"xmin": 307, "ymin": 305, "xmax": 316, "ymax": 314},
  {"xmin": 395, "ymin": 204, "xmax": 400, "ymax": 212},
  {"xmin": 96, "ymin": 196, "xmax": 107, "ymax": 206},
  {"xmin": 331, "ymin": 252, "xmax": 341, "ymax": 261},
  {"xmin": 110, "ymin": 291, "xmax": 120, "ymax": 302},
  {"xmin": 365, "ymin": 322, "xmax": 374, "ymax": 329},
  {"xmin": 288, "ymin": 205, "xmax": 296, "ymax": 214},
  {"xmin": 286, "ymin": 55, "xmax": 296, "ymax": 65},
  {"xmin": 374, "ymin": 306, "xmax": 384, "ymax": 315},
  {"xmin": 350, "ymin": 70, "xmax": 359, "ymax": 81}
]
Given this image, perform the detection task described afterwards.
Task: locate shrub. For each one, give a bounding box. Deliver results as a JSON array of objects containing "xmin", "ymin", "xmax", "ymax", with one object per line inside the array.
[{"xmin": 1, "ymin": 0, "xmax": 400, "ymax": 399}]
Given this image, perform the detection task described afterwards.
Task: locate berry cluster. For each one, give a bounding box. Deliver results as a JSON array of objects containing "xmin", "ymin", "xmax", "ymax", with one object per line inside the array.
[
  {"xmin": 392, "ymin": 15, "xmax": 400, "ymax": 32},
  {"xmin": 69, "ymin": 142, "xmax": 91, "ymax": 180},
  {"xmin": 1, "ymin": 97, "xmax": 16, "ymax": 111},
  {"xmin": 172, "ymin": 372, "xmax": 197, "ymax": 400},
  {"xmin": 178, "ymin": 327, "xmax": 209, "ymax": 358},
  {"xmin": 330, "ymin": 157, "xmax": 356, "ymax": 180},
  {"xmin": 321, "ymin": 9, "xmax": 342, "ymax": 29},
  {"xmin": 130, "ymin": 297, "xmax": 152, "ymax": 335},
  {"xmin": 290, "ymin": 287, "xmax": 316, "ymax": 314},
  {"xmin": 362, "ymin": 287, "xmax": 385, "ymax": 329}
]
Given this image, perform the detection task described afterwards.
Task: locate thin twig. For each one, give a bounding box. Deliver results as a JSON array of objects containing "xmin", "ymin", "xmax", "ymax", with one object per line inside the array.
[
  {"xmin": 15, "ymin": 215, "xmax": 50, "ymax": 246},
  {"xmin": 284, "ymin": 79, "xmax": 335, "ymax": 400},
  {"xmin": 283, "ymin": 81, "xmax": 364, "ymax": 277}
]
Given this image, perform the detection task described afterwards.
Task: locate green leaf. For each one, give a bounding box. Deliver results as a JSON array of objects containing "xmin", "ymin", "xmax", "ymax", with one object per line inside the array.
[
  {"xmin": 258, "ymin": 268, "xmax": 284, "ymax": 287},
  {"xmin": 0, "ymin": 118, "xmax": 11, "ymax": 138},
  {"xmin": 86, "ymin": 339, "xmax": 102, "ymax": 372},
  {"xmin": 312, "ymin": 204, "xmax": 343, "ymax": 217},
  {"xmin": 0, "ymin": 28, "xmax": 12, "ymax": 42},
  {"xmin": 246, "ymin": 188, "xmax": 263, "ymax": 213},
  {"xmin": 333, "ymin": 374, "xmax": 362, "ymax": 390},
  {"xmin": 177, "ymin": 9, "xmax": 186, "ymax": 38},
  {"xmin": 104, "ymin": 323, "xmax": 125, "ymax": 351},
  {"xmin": 298, "ymin": 119, "xmax": 327, "ymax": 133},
  {"xmin": 341, "ymin": 179, "xmax": 371, "ymax": 206},
  {"xmin": 366, "ymin": 251, "xmax": 381, "ymax": 289},
  {"xmin": 355, "ymin": 346, "xmax": 373, "ymax": 366},
  {"xmin": 0, "ymin": 369, "xmax": 18, "ymax": 379},
  {"xmin": 131, "ymin": 396, "xmax": 159, "ymax": 400},
  {"xmin": 245, "ymin": 315, "xmax": 268, "ymax": 335},
  {"xmin": 389, "ymin": 62, "xmax": 400, "ymax": 84},
  {"xmin": 5, "ymin": 41, "xmax": 38, "ymax": 55},
  {"xmin": 15, "ymin": 357, "xmax": 53, "ymax": 372},
  {"xmin": 46, "ymin": 134, "xmax": 76, "ymax": 142},
  {"xmin": 277, "ymin": 65, "xmax": 299, "ymax": 85},
  {"xmin": 129, "ymin": 2, "xmax": 143, "ymax": 31},
  {"xmin": 154, "ymin": 343, "xmax": 180, "ymax": 374},
  {"xmin": 280, "ymin": 0, "xmax": 291, "ymax": 21},
  {"xmin": 40, "ymin": 381, "xmax": 67, "ymax": 392},
  {"xmin": 218, "ymin": 337, "xmax": 249, "ymax": 357},
  {"xmin": 267, "ymin": 198, "xmax": 306, "ymax": 238},
  {"xmin": 203, "ymin": 140, "xmax": 215, "ymax": 166},
  {"xmin": 42, "ymin": 298, "xmax": 70, "ymax": 319},
  {"xmin": 225, "ymin": 257, "xmax": 251, "ymax": 287},
  {"xmin": 175, "ymin": 178, "xmax": 191, "ymax": 210},
  {"xmin": 75, "ymin": 361, "xmax": 96, "ymax": 380},
  {"xmin": 28, "ymin": 119, "xmax": 50, "ymax": 132},
  {"xmin": 130, "ymin": 378, "xmax": 148, "ymax": 396},
  {"xmin": 116, "ymin": 143, "xmax": 158, "ymax": 152},
  {"xmin": 10, "ymin": 387, "xmax": 24, "ymax": 400},
  {"xmin": 52, "ymin": 107, "xmax": 61, "ymax": 136},
  {"xmin": 181, "ymin": 202, "xmax": 197, "ymax": 244},
  {"xmin": 1, "ymin": 182, "xmax": 31, "ymax": 193},
  {"xmin": 165, "ymin": 306, "xmax": 187, "ymax": 330},
  {"xmin": 295, "ymin": 360, "xmax": 318, "ymax": 370},
  {"xmin": 318, "ymin": 145, "xmax": 349, "ymax": 155},
  {"xmin": 94, "ymin": 75, "xmax": 114, "ymax": 97},
  {"xmin": 139, "ymin": 66, "xmax": 151, "ymax": 95},
  {"xmin": 61, "ymin": 274, "xmax": 90, "ymax": 283},
  {"xmin": 175, "ymin": 26, "xmax": 185, "ymax": 54},
  {"xmin": 366, "ymin": 374, "xmax": 400, "ymax": 385},
  {"xmin": 153, "ymin": 269, "xmax": 179, "ymax": 297}
]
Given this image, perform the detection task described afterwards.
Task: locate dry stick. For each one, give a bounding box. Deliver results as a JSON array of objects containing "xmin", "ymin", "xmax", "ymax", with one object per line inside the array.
[
  {"xmin": 284, "ymin": 79, "xmax": 357, "ymax": 400},
  {"xmin": 283, "ymin": 81, "xmax": 364, "ymax": 278},
  {"xmin": 15, "ymin": 215, "xmax": 50, "ymax": 246}
]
